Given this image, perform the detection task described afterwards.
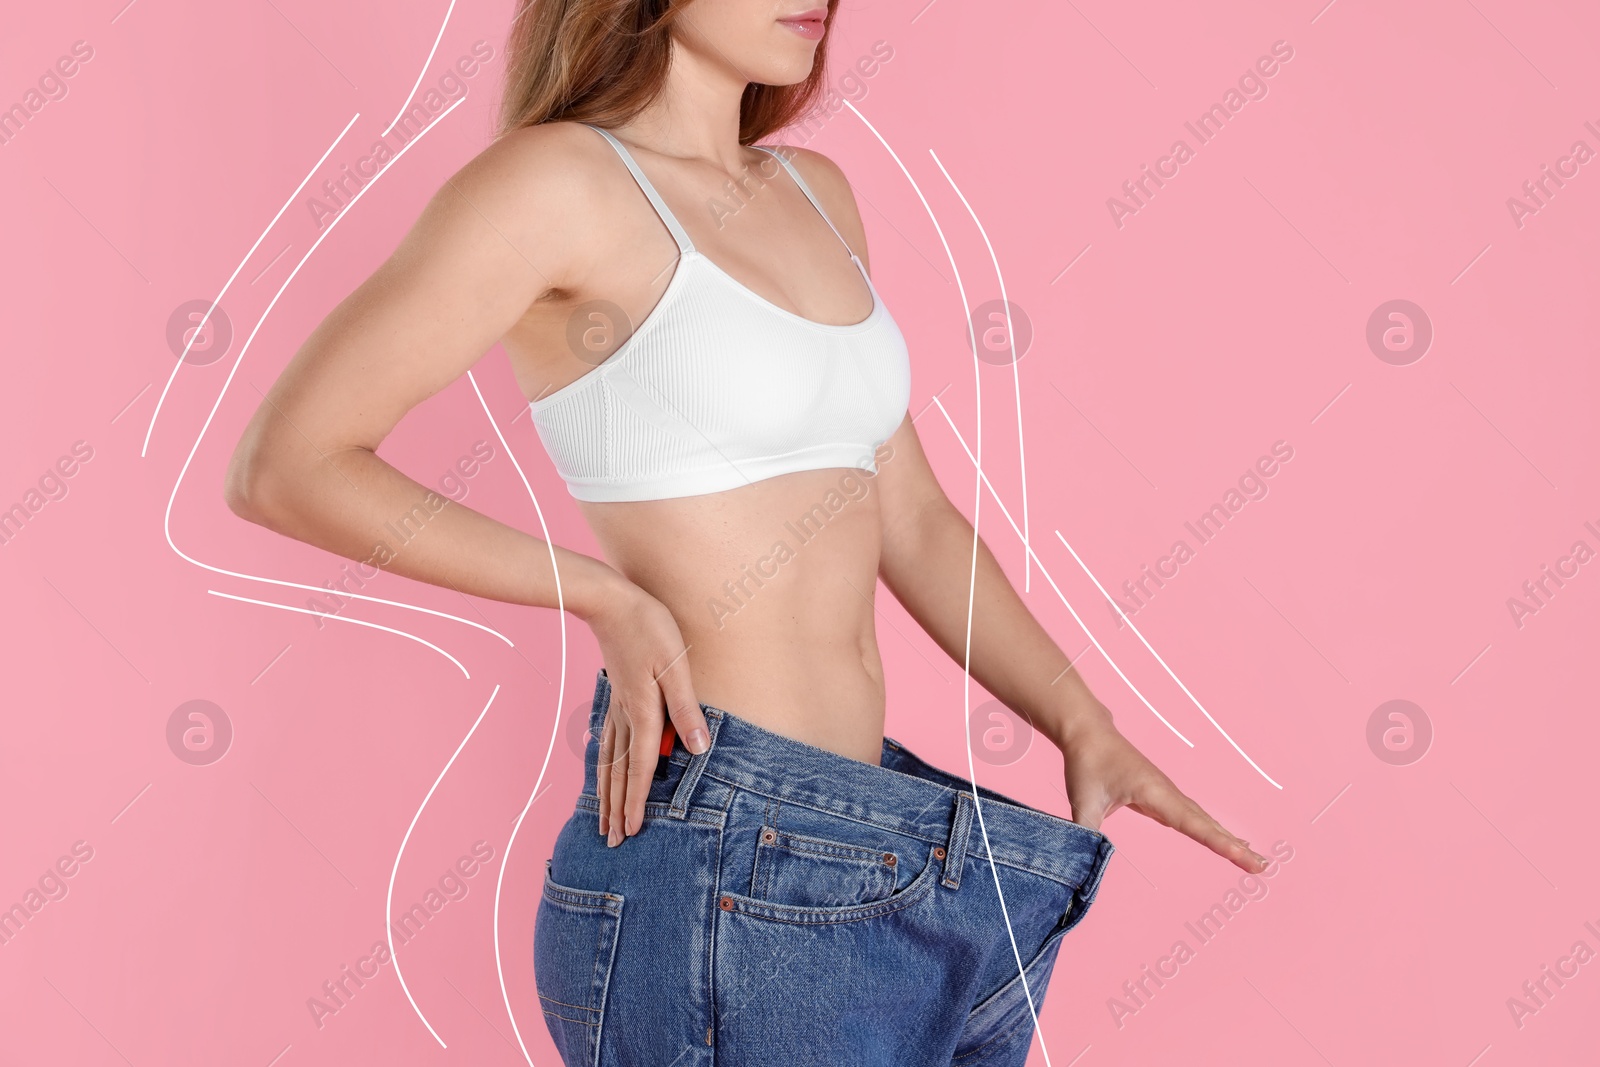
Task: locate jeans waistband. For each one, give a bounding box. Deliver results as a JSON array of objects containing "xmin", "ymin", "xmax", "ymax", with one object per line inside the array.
[{"xmin": 586, "ymin": 668, "xmax": 1113, "ymax": 891}]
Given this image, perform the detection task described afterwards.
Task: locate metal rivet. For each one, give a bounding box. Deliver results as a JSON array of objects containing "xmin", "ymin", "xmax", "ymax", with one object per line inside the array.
[
  {"xmin": 934, "ymin": 847, "xmax": 947, "ymax": 860},
  {"xmin": 761, "ymin": 830, "xmax": 776, "ymax": 844},
  {"xmin": 718, "ymin": 895, "xmax": 734, "ymax": 911},
  {"xmin": 883, "ymin": 853, "xmax": 897, "ymax": 867}
]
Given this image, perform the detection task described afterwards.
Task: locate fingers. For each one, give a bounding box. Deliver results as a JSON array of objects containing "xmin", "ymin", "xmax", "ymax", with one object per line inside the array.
[
  {"xmin": 1068, "ymin": 802, "xmax": 1105, "ymax": 833},
  {"xmin": 596, "ymin": 657, "xmax": 698, "ymax": 847},
  {"xmin": 1133, "ymin": 783, "xmax": 1270, "ymax": 872},
  {"xmin": 622, "ymin": 709, "xmax": 660, "ymax": 842},
  {"xmin": 599, "ymin": 690, "xmax": 666, "ymax": 847},
  {"xmin": 595, "ymin": 713, "xmax": 615, "ymax": 838},
  {"xmin": 604, "ymin": 710, "xmax": 629, "ymax": 846},
  {"xmin": 658, "ymin": 663, "xmax": 708, "ymax": 755}
]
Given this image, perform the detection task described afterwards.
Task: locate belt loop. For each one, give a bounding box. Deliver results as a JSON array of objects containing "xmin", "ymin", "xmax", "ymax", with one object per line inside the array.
[
  {"xmin": 667, "ymin": 709, "xmax": 722, "ymax": 820},
  {"xmin": 941, "ymin": 791, "xmax": 974, "ymax": 889}
]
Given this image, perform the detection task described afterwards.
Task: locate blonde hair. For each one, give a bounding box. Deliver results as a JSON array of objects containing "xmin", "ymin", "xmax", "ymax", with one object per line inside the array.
[{"xmin": 496, "ymin": 0, "xmax": 839, "ymax": 144}]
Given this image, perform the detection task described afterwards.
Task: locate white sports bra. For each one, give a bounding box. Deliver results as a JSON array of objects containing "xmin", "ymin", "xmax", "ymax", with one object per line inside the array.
[{"xmin": 526, "ymin": 124, "xmax": 912, "ymax": 502}]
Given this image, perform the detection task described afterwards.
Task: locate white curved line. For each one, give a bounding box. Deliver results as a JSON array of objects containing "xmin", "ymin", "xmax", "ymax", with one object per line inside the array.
[
  {"xmin": 381, "ymin": 0, "xmax": 458, "ymax": 139},
  {"xmin": 206, "ymin": 590, "xmax": 469, "ymax": 676},
  {"xmin": 142, "ymin": 113, "xmax": 362, "ymax": 458},
  {"xmin": 470, "ymin": 371, "xmax": 570, "ymax": 1067},
  {"xmin": 388, "ymin": 684, "xmax": 500, "ymax": 1048},
  {"xmin": 844, "ymin": 101, "xmax": 1056, "ymax": 1067},
  {"xmin": 159, "ymin": 93, "xmax": 515, "ymax": 649},
  {"xmin": 1053, "ymin": 530, "xmax": 1282, "ymax": 789},
  {"xmin": 928, "ymin": 150, "xmax": 1033, "ymax": 595},
  {"xmin": 930, "ymin": 401, "xmax": 1194, "ymax": 746}
]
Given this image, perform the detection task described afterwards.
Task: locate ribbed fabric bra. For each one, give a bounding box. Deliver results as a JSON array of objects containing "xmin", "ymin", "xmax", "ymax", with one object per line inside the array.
[{"xmin": 527, "ymin": 124, "xmax": 912, "ymax": 502}]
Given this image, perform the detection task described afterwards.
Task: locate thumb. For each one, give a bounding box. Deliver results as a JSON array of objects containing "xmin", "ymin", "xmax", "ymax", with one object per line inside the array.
[
  {"xmin": 658, "ymin": 669, "xmax": 710, "ymax": 755},
  {"xmin": 1067, "ymin": 788, "xmax": 1111, "ymax": 832}
]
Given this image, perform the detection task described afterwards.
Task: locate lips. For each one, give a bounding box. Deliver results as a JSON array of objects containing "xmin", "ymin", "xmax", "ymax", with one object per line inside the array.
[{"xmin": 779, "ymin": 8, "xmax": 828, "ymax": 39}]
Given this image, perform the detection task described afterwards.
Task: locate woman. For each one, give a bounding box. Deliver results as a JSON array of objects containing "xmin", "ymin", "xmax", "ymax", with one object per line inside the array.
[{"xmin": 225, "ymin": 1, "xmax": 1269, "ymax": 1063}]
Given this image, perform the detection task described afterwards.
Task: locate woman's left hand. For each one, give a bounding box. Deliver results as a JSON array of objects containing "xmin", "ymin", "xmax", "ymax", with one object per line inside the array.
[{"xmin": 1055, "ymin": 701, "xmax": 1271, "ymax": 873}]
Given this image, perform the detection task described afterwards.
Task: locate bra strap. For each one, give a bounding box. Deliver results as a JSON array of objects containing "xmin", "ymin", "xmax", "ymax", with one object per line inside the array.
[
  {"xmin": 755, "ymin": 145, "xmax": 854, "ymax": 259},
  {"xmin": 583, "ymin": 124, "xmax": 696, "ymax": 254}
]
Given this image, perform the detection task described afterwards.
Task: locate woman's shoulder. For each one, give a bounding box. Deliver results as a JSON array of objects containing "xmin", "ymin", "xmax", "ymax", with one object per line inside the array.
[
  {"xmin": 457, "ymin": 120, "xmax": 618, "ymax": 202},
  {"xmin": 770, "ymin": 144, "xmax": 852, "ymax": 198},
  {"xmin": 448, "ymin": 119, "xmax": 627, "ymax": 217},
  {"xmin": 766, "ymin": 143, "xmax": 869, "ymax": 252},
  {"xmin": 439, "ymin": 121, "xmax": 634, "ymax": 258}
]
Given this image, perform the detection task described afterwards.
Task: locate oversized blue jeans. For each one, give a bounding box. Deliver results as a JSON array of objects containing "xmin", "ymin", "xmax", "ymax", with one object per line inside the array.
[{"xmin": 535, "ymin": 669, "xmax": 1115, "ymax": 1066}]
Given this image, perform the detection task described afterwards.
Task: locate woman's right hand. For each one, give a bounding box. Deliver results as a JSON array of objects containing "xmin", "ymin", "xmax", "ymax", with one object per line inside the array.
[{"xmin": 581, "ymin": 580, "xmax": 710, "ymax": 846}]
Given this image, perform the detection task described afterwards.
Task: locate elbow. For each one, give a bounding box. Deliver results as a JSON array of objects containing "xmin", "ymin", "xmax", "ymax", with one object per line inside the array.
[{"xmin": 223, "ymin": 431, "xmax": 286, "ymax": 528}]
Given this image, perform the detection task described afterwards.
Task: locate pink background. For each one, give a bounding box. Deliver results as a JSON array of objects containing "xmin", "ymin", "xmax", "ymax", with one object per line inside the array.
[{"xmin": 3, "ymin": 0, "xmax": 1596, "ymax": 1064}]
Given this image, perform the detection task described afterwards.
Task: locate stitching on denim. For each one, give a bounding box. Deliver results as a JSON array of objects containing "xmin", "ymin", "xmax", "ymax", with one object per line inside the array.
[
  {"xmin": 952, "ymin": 1013, "xmax": 1031, "ymax": 1064},
  {"xmin": 540, "ymin": 1007, "xmax": 599, "ymax": 1027},
  {"xmin": 698, "ymin": 782, "xmax": 945, "ymax": 851},
  {"xmin": 538, "ymin": 994, "xmax": 600, "ymax": 1013},
  {"xmin": 541, "ymin": 881, "xmax": 625, "ymax": 914},
  {"xmin": 576, "ymin": 793, "xmax": 723, "ymax": 827},
  {"xmin": 699, "ymin": 756, "xmax": 1107, "ymax": 853},
  {"xmin": 591, "ymin": 886, "xmax": 623, "ymax": 1065},
  {"xmin": 718, "ymin": 845, "xmax": 941, "ymax": 925},
  {"xmin": 767, "ymin": 830, "xmax": 896, "ymax": 865},
  {"xmin": 707, "ymin": 791, "xmax": 731, "ymax": 1044},
  {"xmin": 751, "ymin": 826, "xmax": 896, "ymax": 905}
]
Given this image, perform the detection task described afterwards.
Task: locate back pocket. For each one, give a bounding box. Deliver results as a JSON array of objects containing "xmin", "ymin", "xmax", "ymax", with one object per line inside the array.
[
  {"xmin": 534, "ymin": 862, "xmax": 624, "ymax": 1067},
  {"xmin": 749, "ymin": 824, "xmax": 899, "ymax": 909}
]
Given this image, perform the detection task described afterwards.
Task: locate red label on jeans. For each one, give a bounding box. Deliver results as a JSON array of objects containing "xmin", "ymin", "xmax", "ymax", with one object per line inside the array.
[{"xmin": 660, "ymin": 722, "xmax": 676, "ymax": 756}]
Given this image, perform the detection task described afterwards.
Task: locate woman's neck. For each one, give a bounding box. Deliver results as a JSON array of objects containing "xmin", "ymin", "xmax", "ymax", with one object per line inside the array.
[{"xmin": 613, "ymin": 33, "xmax": 751, "ymax": 174}]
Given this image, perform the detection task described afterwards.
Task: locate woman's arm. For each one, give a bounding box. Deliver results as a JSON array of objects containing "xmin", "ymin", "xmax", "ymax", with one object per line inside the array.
[
  {"xmin": 225, "ymin": 124, "xmax": 604, "ymax": 609},
  {"xmin": 872, "ymin": 415, "xmax": 1270, "ymax": 873},
  {"xmin": 739, "ymin": 149, "xmax": 1264, "ymax": 872},
  {"xmin": 224, "ymin": 122, "xmax": 710, "ymax": 843}
]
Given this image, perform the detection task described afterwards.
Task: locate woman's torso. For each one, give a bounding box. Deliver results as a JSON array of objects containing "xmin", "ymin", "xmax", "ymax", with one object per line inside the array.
[{"xmin": 500, "ymin": 123, "xmax": 905, "ymax": 765}]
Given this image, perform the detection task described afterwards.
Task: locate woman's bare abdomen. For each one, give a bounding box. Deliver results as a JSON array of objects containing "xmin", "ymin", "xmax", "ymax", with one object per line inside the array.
[{"xmin": 578, "ymin": 465, "xmax": 888, "ymax": 765}]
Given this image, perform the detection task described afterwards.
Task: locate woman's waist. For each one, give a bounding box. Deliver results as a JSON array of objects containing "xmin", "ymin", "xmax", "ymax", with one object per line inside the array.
[
  {"xmin": 682, "ymin": 642, "xmax": 887, "ymax": 764},
  {"xmin": 579, "ymin": 668, "xmax": 1112, "ymax": 888}
]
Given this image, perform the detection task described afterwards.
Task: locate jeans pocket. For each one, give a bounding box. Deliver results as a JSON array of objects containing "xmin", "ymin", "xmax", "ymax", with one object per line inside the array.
[
  {"xmin": 534, "ymin": 862, "xmax": 624, "ymax": 1067},
  {"xmin": 750, "ymin": 825, "xmax": 899, "ymax": 909},
  {"xmin": 723, "ymin": 842, "xmax": 943, "ymax": 925}
]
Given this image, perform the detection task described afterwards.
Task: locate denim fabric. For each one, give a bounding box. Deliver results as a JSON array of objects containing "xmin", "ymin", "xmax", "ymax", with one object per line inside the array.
[{"xmin": 535, "ymin": 668, "xmax": 1115, "ymax": 1067}]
